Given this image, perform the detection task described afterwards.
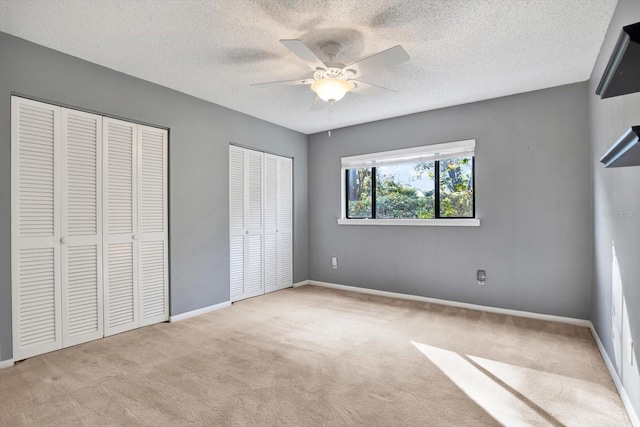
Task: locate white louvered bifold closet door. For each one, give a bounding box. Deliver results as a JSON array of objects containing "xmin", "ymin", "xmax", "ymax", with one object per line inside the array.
[
  {"xmin": 277, "ymin": 157, "xmax": 293, "ymax": 290},
  {"xmin": 11, "ymin": 97, "xmax": 63, "ymax": 360},
  {"xmin": 137, "ymin": 125, "xmax": 169, "ymax": 326},
  {"xmin": 229, "ymin": 146, "xmax": 264, "ymax": 302},
  {"xmin": 263, "ymin": 154, "xmax": 278, "ymax": 293},
  {"xmin": 229, "ymin": 146, "xmax": 292, "ymax": 302},
  {"xmin": 229, "ymin": 146, "xmax": 246, "ymax": 302},
  {"xmin": 12, "ymin": 97, "xmax": 169, "ymax": 360},
  {"xmin": 60, "ymin": 108, "xmax": 104, "ymax": 347},
  {"xmin": 245, "ymin": 149, "xmax": 264, "ymax": 299},
  {"xmin": 103, "ymin": 118, "xmax": 138, "ymax": 336}
]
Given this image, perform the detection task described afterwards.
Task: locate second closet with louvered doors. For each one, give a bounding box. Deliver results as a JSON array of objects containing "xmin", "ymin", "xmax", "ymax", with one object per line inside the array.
[
  {"xmin": 11, "ymin": 96, "xmax": 168, "ymax": 361},
  {"xmin": 103, "ymin": 118, "xmax": 169, "ymax": 336},
  {"xmin": 229, "ymin": 145, "xmax": 292, "ymax": 303}
]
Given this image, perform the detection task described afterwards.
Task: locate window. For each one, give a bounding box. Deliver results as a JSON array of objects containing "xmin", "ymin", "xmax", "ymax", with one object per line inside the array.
[
  {"xmin": 346, "ymin": 168, "xmax": 372, "ymax": 218},
  {"xmin": 341, "ymin": 140, "xmax": 478, "ymax": 226}
]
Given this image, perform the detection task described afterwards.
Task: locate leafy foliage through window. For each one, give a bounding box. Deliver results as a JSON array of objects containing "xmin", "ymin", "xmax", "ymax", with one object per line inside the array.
[{"xmin": 347, "ymin": 156, "xmax": 474, "ymax": 219}]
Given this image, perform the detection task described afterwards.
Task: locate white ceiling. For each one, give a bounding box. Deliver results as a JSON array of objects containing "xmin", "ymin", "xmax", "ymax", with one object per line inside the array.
[{"xmin": 0, "ymin": 0, "xmax": 617, "ymax": 134}]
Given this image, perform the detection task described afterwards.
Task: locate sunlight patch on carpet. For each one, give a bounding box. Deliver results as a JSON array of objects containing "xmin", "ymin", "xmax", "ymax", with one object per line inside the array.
[{"xmin": 411, "ymin": 341, "xmax": 626, "ymax": 426}]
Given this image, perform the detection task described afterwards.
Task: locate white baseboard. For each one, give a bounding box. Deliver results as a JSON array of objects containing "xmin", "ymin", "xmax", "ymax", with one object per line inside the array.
[
  {"xmin": 589, "ymin": 325, "xmax": 640, "ymax": 427},
  {"xmin": 293, "ymin": 280, "xmax": 310, "ymax": 288},
  {"xmin": 169, "ymin": 301, "xmax": 231, "ymax": 322},
  {"xmin": 0, "ymin": 359, "xmax": 14, "ymax": 369},
  {"xmin": 300, "ymin": 280, "xmax": 591, "ymax": 327}
]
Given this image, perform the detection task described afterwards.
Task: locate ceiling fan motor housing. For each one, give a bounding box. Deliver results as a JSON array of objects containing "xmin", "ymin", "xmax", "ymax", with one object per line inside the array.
[
  {"xmin": 322, "ymin": 42, "xmax": 342, "ymax": 59},
  {"xmin": 313, "ymin": 67, "xmax": 349, "ymax": 81}
]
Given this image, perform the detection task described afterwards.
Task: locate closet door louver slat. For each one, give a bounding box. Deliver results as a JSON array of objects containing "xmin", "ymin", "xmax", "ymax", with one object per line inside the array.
[
  {"xmin": 229, "ymin": 148, "xmax": 245, "ymax": 230},
  {"xmin": 230, "ymin": 236, "xmax": 245, "ymax": 300},
  {"xmin": 17, "ymin": 104, "xmax": 56, "ymax": 239},
  {"xmin": 278, "ymin": 231, "xmax": 293, "ymax": 288},
  {"xmin": 16, "ymin": 248, "xmax": 58, "ymax": 349},
  {"xmin": 106, "ymin": 123, "xmax": 134, "ymax": 235},
  {"xmin": 106, "ymin": 243, "xmax": 135, "ymax": 328},
  {"xmin": 64, "ymin": 245, "xmax": 100, "ymax": 338},
  {"xmin": 246, "ymin": 234, "xmax": 263, "ymax": 297},
  {"xmin": 247, "ymin": 150, "xmax": 263, "ymax": 231},
  {"xmin": 264, "ymin": 233, "xmax": 278, "ymax": 292}
]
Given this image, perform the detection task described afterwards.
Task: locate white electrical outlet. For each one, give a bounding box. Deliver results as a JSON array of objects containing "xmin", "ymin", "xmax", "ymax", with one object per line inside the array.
[
  {"xmin": 477, "ymin": 270, "xmax": 486, "ymax": 286},
  {"xmin": 629, "ymin": 338, "xmax": 634, "ymax": 366},
  {"xmin": 331, "ymin": 257, "xmax": 338, "ymax": 269}
]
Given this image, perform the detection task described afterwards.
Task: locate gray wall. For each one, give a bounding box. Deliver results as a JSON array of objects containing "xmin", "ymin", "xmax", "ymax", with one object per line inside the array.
[
  {"xmin": 308, "ymin": 83, "xmax": 592, "ymax": 319},
  {"xmin": 589, "ymin": 0, "xmax": 640, "ymax": 417},
  {"xmin": 0, "ymin": 32, "xmax": 309, "ymax": 362}
]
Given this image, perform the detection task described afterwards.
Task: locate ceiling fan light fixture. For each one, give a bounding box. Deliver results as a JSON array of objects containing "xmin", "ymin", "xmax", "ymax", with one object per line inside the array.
[{"xmin": 311, "ymin": 78, "xmax": 354, "ymax": 103}]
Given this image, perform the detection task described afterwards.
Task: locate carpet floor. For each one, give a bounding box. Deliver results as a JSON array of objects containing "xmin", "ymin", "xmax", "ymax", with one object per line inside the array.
[{"xmin": 0, "ymin": 285, "xmax": 631, "ymax": 426}]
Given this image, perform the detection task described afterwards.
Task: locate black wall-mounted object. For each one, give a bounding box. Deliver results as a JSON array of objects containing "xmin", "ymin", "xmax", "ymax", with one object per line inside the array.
[
  {"xmin": 596, "ymin": 22, "xmax": 640, "ymax": 99},
  {"xmin": 600, "ymin": 127, "xmax": 640, "ymax": 168}
]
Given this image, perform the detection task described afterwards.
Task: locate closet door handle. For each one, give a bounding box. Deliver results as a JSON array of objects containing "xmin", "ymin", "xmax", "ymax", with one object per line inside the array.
[
  {"xmin": 60, "ymin": 237, "xmax": 68, "ymax": 244},
  {"xmin": 132, "ymin": 234, "xmax": 137, "ymax": 240}
]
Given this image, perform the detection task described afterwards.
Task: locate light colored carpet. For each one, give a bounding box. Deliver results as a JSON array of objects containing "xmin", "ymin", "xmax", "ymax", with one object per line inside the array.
[{"xmin": 0, "ymin": 285, "xmax": 631, "ymax": 426}]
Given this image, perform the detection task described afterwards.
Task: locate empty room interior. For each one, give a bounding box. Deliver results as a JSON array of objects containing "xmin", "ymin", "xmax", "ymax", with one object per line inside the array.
[{"xmin": 1, "ymin": 0, "xmax": 640, "ymax": 425}]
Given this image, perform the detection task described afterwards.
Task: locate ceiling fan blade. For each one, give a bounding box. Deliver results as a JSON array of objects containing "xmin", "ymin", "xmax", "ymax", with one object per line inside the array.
[
  {"xmin": 280, "ymin": 39, "xmax": 327, "ymax": 71},
  {"xmin": 251, "ymin": 78, "xmax": 314, "ymax": 87},
  {"xmin": 310, "ymin": 95, "xmax": 328, "ymax": 111},
  {"xmin": 351, "ymin": 80, "xmax": 397, "ymax": 97},
  {"xmin": 346, "ymin": 45, "xmax": 409, "ymax": 78}
]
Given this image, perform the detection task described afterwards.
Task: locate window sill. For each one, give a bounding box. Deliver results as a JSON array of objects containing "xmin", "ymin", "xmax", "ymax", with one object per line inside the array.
[{"xmin": 337, "ymin": 218, "xmax": 480, "ymax": 227}]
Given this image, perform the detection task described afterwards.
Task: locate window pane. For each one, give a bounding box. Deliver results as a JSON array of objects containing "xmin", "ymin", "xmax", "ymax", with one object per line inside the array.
[
  {"xmin": 439, "ymin": 156, "xmax": 473, "ymax": 218},
  {"xmin": 376, "ymin": 162, "xmax": 435, "ymax": 219},
  {"xmin": 347, "ymin": 168, "xmax": 372, "ymax": 218}
]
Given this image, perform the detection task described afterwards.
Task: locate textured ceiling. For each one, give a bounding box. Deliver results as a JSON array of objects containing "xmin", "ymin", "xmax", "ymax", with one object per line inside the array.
[{"xmin": 0, "ymin": 0, "xmax": 617, "ymax": 134}]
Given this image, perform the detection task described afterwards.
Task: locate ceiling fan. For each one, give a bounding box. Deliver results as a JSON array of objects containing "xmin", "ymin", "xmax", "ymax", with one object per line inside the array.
[{"xmin": 252, "ymin": 39, "xmax": 410, "ymax": 109}]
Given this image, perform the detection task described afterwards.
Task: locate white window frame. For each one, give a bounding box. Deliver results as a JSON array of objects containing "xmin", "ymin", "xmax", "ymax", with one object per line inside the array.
[{"xmin": 338, "ymin": 139, "xmax": 480, "ymax": 227}]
